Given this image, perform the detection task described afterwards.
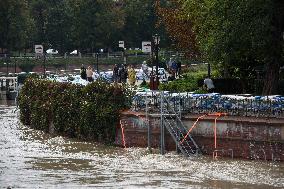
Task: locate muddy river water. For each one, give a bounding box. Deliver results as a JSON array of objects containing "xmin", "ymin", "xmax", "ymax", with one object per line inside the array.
[{"xmin": 0, "ymin": 101, "xmax": 283, "ymax": 188}]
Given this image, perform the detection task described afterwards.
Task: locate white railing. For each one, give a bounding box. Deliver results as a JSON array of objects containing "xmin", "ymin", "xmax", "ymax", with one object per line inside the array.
[{"xmin": 0, "ymin": 77, "xmax": 18, "ymax": 92}]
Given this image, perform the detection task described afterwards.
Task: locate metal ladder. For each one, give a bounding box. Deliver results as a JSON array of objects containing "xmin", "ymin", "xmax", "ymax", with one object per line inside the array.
[{"xmin": 160, "ymin": 92, "xmax": 201, "ymax": 157}]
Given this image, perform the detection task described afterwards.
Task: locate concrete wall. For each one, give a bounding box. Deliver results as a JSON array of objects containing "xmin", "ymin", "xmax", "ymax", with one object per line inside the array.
[{"xmin": 116, "ymin": 111, "xmax": 284, "ymax": 161}]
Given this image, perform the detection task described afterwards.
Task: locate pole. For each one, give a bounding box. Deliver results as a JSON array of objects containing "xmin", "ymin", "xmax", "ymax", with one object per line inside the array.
[
  {"xmin": 208, "ymin": 63, "xmax": 211, "ymax": 78},
  {"xmin": 6, "ymin": 63, "xmax": 8, "ymax": 76},
  {"xmin": 123, "ymin": 50, "xmax": 127, "ymax": 65},
  {"xmin": 14, "ymin": 61, "xmax": 16, "ymax": 76},
  {"xmin": 96, "ymin": 53, "xmax": 99, "ymax": 73},
  {"xmin": 43, "ymin": 53, "xmax": 46, "ymax": 78},
  {"xmin": 146, "ymin": 95, "xmax": 151, "ymax": 152},
  {"xmin": 160, "ymin": 91, "xmax": 165, "ymax": 155},
  {"xmin": 155, "ymin": 43, "xmax": 159, "ymax": 90}
]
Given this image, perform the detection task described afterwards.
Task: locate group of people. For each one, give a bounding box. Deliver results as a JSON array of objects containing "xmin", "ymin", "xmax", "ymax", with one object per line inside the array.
[
  {"xmin": 112, "ymin": 64, "xmax": 136, "ymax": 86},
  {"xmin": 80, "ymin": 64, "xmax": 94, "ymax": 82},
  {"xmin": 80, "ymin": 61, "xmax": 215, "ymax": 93}
]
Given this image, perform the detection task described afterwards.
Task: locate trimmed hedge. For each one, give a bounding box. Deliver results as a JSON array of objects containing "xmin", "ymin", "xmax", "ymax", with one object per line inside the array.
[{"xmin": 18, "ymin": 78, "xmax": 132, "ymax": 144}]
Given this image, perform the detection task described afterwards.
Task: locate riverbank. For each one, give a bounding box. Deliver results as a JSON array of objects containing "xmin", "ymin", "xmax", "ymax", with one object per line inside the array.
[{"xmin": 117, "ymin": 111, "xmax": 284, "ymax": 161}]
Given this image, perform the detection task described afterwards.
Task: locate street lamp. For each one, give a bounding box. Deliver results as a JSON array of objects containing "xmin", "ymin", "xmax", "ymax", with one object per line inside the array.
[
  {"xmin": 43, "ymin": 53, "xmax": 46, "ymax": 78},
  {"xmin": 153, "ymin": 34, "xmax": 160, "ymax": 90},
  {"xmin": 4, "ymin": 62, "xmax": 8, "ymax": 76},
  {"xmin": 96, "ymin": 53, "xmax": 99, "ymax": 73},
  {"xmin": 14, "ymin": 61, "xmax": 17, "ymax": 76}
]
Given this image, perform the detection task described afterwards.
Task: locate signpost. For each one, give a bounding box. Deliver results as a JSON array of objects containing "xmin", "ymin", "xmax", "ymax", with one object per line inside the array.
[
  {"xmin": 119, "ymin": 41, "xmax": 124, "ymax": 48},
  {"xmin": 142, "ymin": 41, "xmax": 152, "ymax": 53},
  {"xmin": 35, "ymin": 45, "xmax": 45, "ymax": 77},
  {"xmin": 119, "ymin": 41, "xmax": 126, "ymax": 64},
  {"xmin": 35, "ymin": 45, "xmax": 43, "ymax": 54}
]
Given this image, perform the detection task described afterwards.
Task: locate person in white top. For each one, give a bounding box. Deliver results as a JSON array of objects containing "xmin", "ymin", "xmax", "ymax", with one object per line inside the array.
[
  {"xmin": 141, "ymin": 61, "xmax": 148, "ymax": 78},
  {"xmin": 203, "ymin": 77, "xmax": 215, "ymax": 93},
  {"xmin": 86, "ymin": 66, "xmax": 94, "ymax": 82}
]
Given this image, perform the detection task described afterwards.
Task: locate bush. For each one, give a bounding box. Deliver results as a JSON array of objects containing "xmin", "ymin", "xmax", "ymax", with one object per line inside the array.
[
  {"xmin": 18, "ymin": 78, "xmax": 132, "ymax": 144},
  {"xmin": 159, "ymin": 70, "xmax": 207, "ymax": 92}
]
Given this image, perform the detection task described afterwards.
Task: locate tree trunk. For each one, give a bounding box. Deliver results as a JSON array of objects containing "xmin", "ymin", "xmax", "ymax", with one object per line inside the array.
[{"xmin": 262, "ymin": 60, "xmax": 280, "ymax": 95}]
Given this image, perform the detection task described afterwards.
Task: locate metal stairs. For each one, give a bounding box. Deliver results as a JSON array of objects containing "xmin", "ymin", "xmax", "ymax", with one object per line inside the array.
[{"xmin": 160, "ymin": 92, "xmax": 201, "ymax": 157}]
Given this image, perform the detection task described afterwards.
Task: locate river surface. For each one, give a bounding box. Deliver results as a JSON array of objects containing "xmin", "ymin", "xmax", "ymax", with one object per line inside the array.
[{"xmin": 0, "ymin": 100, "xmax": 284, "ymax": 189}]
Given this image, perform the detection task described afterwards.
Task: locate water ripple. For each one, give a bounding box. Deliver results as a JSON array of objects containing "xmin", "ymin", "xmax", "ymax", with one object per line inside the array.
[{"xmin": 0, "ymin": 105, "xmax": 283, "ymax": 189}]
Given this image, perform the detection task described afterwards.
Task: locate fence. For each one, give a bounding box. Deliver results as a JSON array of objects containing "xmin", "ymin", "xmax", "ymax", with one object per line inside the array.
[
  {"xmin": 1, "ymin": 51, "xmax": 187, "ymax": 60},
  {"xmin": 131, "ymin": 92, "xmax": 284, "ymax": 118},
  {"xmin": 0, "ymin": 77, "xmax": 18, "ymax": 92}
]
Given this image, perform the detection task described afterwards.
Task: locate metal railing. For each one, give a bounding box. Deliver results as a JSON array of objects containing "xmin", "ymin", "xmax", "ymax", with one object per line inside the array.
[
  {"xmin": 132, "ymin": 92, "xmax": 284, "ymax": 118},
  {"xmin": 160, "ymin": 93, "xmax": 200, "ymax": 156},
  {"xmin": 0, "ymin": 77, "xmax": 18, "ymax": 92}
]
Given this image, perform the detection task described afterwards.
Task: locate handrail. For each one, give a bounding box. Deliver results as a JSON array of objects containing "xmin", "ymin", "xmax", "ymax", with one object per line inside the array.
[
  {"xmin": 162, "ymin": 95, "xmax": 200, "ymax": 150},
  {"xmin": 160, "ymin": 93, "xmax": 200, "ymax": 155},
  {"xmin": 0, "ymin": 77, "xmax": 17, "ymax": 80}
]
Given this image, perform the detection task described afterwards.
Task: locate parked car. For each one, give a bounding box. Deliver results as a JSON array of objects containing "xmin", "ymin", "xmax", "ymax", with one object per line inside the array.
[
  {"xmin": 46, "ymin": 49, "xmax": 59, "ymax": 55},
  {"xmin": 70, "ymin": 50, "xmax": 78, "ymax": 55}
]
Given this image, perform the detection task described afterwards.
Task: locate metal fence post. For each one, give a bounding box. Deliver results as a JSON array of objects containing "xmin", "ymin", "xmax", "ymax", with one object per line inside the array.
[
  {"xmin": 160, "ymin": 91, "xmax": 165, "ymax": 155},
  {"xmin": 146, "ymin": 95, "xmax": 151, "ymax": 152}
]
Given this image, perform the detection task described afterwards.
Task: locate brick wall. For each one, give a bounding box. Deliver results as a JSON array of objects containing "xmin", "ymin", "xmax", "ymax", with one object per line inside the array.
[{"xmin": 116, "ymin": 111, "xmax": 284, "ymax": 161}]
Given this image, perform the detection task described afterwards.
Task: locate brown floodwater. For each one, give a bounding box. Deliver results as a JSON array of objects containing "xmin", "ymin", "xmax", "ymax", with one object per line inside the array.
[{"xmin": 0, "ymin": 100, "xmax": 283, "ymax": 188}]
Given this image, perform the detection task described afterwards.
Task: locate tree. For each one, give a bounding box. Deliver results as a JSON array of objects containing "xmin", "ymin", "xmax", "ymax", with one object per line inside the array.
[
  {"xmin": 183, "ymin": 0, "xmax": 284, "ymax": 94},
  {"xmin": 120, "ymin": 0, "xmax": 157, "ymax": 48},
  {"xmin": 155, "ymin": 0, "xmax": 199, "ymax": 58},
  {"xmin": 70, "ymin": 0, "xmax": 125, "ymax": 53},
  {"xmin": 0, "ymin": 0, "xmax": 31, "ymax": 53},
  {"xmin": 30, "ymin": 0, "xmax": 49, "ymax": 49},
  {"xmin": 45, "ymin": 0, "xmax": 74, "ymax": 54}
]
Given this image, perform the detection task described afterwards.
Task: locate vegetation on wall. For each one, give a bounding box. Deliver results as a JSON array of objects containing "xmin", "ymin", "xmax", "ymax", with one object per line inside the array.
[{"xmin": 18, "ymin": 78, "xmax": 133, "ymax": 144}]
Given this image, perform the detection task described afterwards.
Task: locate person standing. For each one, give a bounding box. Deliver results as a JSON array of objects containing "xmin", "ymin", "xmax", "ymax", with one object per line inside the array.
[
  {"xmin": 203, "ymin": 77, "xmax": 215, "ymax": 93},
  {"xmin": 120, "ymin": 64, "xmax": 128, "ymax": 83},
  {"xmin": 141, "ymin": 61, "xmax": 149, "ymax": 79},
  {"xmin": 128, "ymin": 65, "xmax": 136, "ymax": 86},
  {"xmin": 86, "ymin": 66, "xmax": 94, "ymax": 82},
  {"xmin": 177, "ymin": 60, "xmax": 182, "ymax": 77},
  {"xmin": 113, "ymin": 64, "xmax": 119, "ymax": 82},
  {"xmin": 167, "ymin": 58, "xmax": 174, "ymax": 73},
  {"xmin": 171, "ymin": 60, "xmax": 178, "ymax": 78},
  {"xmin": 80, "ymin": 64, "xmax": 87, "ymax": 80}
]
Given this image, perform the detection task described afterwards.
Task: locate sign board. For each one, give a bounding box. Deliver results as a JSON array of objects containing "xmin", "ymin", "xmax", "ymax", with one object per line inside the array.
[
  {"xmin": 142, "ymin": 41, "xmax": 151, "ymax": 53},
  {"xmin": 119, "ymin": 41, "xmax": 124, "ymax": 48},
  {"xmin": 35, "ymin": 45, "xmax": 44, "ymax": 54}
]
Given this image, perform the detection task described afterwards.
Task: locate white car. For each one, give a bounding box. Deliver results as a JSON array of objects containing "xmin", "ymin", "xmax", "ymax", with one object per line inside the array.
[
  {"xmin": 46, "ymin": 49, "xmax": 59, "ymax": 54},
  {"xmin": 70, "ymin": 50, "xmax": 78, "ymax": 55}
]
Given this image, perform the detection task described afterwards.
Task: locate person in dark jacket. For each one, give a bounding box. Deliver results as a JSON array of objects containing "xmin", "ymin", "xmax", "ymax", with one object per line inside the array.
[
  {"xmin": 119, "ymin": 64, "xmax": 128, "ymax": 83},
  {"xmin": 113, "ymin": 64, "xmax": 119, "ymax": 82},
  {"xmin": 80, "ymin": 64, "xmax": 87, "ymax": 80}
]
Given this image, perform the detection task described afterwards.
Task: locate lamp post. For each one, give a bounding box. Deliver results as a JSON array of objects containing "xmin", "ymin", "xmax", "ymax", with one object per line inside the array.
[
  {"xmin": 153, "ymin": 34, "xmax": 160, "ymax": 90},
  {"xmin": 43, "ymin": 53, "xmax": 46, "ymax": 78},
  {"xmin": 207, "ymin": 63, "xmax": 211, "ymax": 78},
  {"xmin": 14, "ymin": 61, "xmax": 16, "ymax": 76},
  {"xmin": 96, "ymin": 53, "xmax": 99, "ymax": 73},
  {"xmin": 4, "ymin": 62, "xmax": 8, "ymax": 76}
]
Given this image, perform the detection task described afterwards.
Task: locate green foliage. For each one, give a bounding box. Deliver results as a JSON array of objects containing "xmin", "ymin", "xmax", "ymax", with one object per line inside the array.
[
  {"xmin": 193, "ymin": 88, "xmax": 207, "ymax": 94},
  {"xmin": 139, "ymin": 80, "xmax": 150, "ymax": 89},
  {"xmin": 18, "ymin": 78, "xmax": 132, "ymax": 144},
  {"xmin": 182, "ymin": 0, "xmax": 284, "ymax": 94},
  {"xmin": 0, "ymin": 0, "xmax": 32, "ymax": 51},
  {"xmin": 0, "ymin": 0, "xmax": 170, "ymax": 55},
  {"xmin": 122, "ymin": 0, "xmax": 157, "ymax": 48},
  {"xmin": 159, "ymin": 64, "xmax": 219, "ymax": 92}
]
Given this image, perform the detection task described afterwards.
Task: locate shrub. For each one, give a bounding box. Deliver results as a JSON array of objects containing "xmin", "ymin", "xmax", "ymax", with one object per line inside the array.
[{"xmin": 18, "ymin": 78, "xmax": 132, "ymax": 144}]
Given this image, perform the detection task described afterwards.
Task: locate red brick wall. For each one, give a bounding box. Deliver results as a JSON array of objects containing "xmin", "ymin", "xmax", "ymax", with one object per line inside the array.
[{"xmin": 116, "ymin": 111, "xmax": 284, "ymax": 161}]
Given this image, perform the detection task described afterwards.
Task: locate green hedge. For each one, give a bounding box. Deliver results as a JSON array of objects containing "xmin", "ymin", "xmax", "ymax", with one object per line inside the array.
[{"xmin": 18, "ymin": 78, "xmax": 132, "ymax": 144}]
